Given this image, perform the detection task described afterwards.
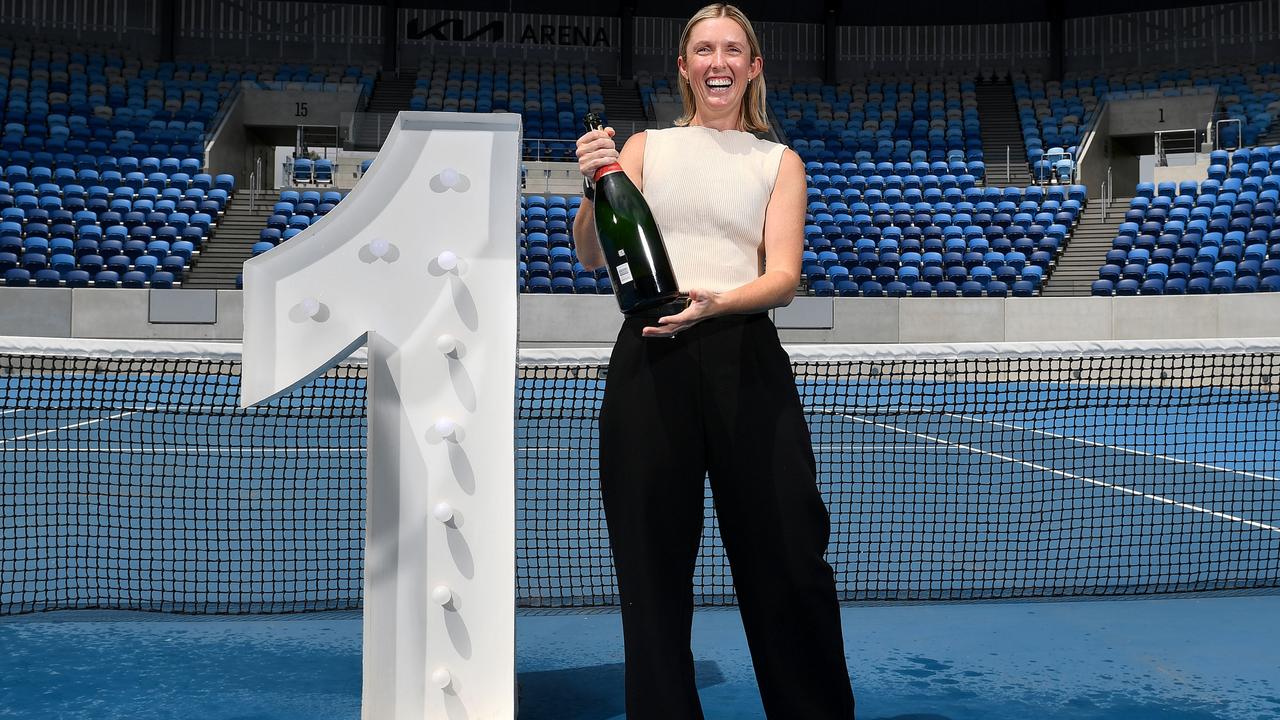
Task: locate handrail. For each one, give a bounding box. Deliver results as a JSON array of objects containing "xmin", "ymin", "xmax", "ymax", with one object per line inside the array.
[
  {"xmin": 1103, "ymin": 165, "xmax": 1113, "ymax": 222},
  {"xmin": 1154, "ymin": 128, "xmax": 1198, "ymax": 166},
  {"xmin": 1005, "ymin": 145, "xmax": 1011, "ymax": 184},
  {"xmin": 1214, "ymin": 118, "xmax": 1242, "ymax": 152},
  {"xmin": 249, "ymin": 155, "xmax": 263, "ymax": 214}
]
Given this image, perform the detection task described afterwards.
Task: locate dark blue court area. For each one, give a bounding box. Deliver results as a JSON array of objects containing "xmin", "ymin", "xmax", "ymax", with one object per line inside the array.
[{"xmin": 3, "ymin": 596, "xmax": 1280, "ymax": 720}]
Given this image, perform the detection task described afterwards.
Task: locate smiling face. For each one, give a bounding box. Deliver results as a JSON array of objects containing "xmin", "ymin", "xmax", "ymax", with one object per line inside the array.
[{"xmin": 677, "ymin": 16, "xmax": 763, "ymax": 124}]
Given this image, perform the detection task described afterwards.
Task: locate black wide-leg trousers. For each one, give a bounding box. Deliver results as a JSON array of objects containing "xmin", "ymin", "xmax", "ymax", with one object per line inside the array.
[{"xmin": 598, "ymin": 311, "xmax": 855, "ymax": 720}]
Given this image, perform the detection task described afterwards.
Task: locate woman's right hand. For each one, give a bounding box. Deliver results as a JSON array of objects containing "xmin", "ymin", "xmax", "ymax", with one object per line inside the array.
[{"xmin": 576, "ymin": 127, "xmax": 618, "ymax": 181}]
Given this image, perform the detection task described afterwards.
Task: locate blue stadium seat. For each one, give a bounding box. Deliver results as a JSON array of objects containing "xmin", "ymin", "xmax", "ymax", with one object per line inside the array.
[
  {"xmin": 63, "ymin": 269, "xmax": 90, "ymax": 288},
  {"xmin": 4, "ymin": 267, "xmax": 30, "ymax": 286}
]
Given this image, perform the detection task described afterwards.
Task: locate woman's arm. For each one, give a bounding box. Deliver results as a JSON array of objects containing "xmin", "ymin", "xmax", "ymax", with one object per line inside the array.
[
  {"xmin": 572, "ymin": 129, "xmax": 647, "ymax": 271},
  {"xmin": 642, "ymin": 148, "xmax": 805, "ymax": 337}
]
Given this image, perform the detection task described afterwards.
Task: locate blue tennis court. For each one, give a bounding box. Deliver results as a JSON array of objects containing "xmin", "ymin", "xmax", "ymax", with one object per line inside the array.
[{"xmin": 2, "ymin": 346, "xmax": 1279, "ymax": 717}]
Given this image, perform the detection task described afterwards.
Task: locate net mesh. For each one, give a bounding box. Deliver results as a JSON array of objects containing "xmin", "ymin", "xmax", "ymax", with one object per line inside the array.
[{"xmin": 2, "ymin": 338, "xmax": 1279, "ymax": 615}]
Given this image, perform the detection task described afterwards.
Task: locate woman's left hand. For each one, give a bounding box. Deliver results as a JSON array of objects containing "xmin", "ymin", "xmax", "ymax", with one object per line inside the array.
[{"xmin": 642, "ymin": 288, "xmax": 721, "ymax": 338}]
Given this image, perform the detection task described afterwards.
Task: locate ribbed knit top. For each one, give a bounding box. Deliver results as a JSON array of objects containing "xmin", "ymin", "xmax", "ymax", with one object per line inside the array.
[{"xmin": 641, "ymin": 125, "xmax": 787, "ymax": 293}]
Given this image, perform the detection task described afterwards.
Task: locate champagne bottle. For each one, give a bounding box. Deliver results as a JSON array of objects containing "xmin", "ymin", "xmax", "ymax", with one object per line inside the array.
[{"xmin": 582, "ymin": 113, "xmax": 682, "ymax": 314}]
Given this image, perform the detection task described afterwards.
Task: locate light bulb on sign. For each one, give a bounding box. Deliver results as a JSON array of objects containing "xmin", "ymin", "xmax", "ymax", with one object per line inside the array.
[
  {"xmin": 431, "ymin": 668, "xmax": 452, "ymax": 690},
  {"xmin": 300, "ymin": 297, "xmax": 321, "ymax": 318},
  {"xmin": 437, "ymin": 250, "xmax": 459, "ymax": 272},
  {"xmin": 369, "ymin": 237, "xmax": 390, "ymax": 258},
  {"xmin": 434, "ymin": 417, "xmax": 458, "ymax": 441},
  {"xmin": 436, "ymin": 334, "xmax": 459, "ymax": 356},
  {"xmin": 439, "ymin": 167, "xmax": 459, "ymax": 189},
  {"xmin": 433, "ymin": 501, "xmax": 455, "ymax": 524},
  {"xmin": 431, "ymin": 585, "xmax": 453, "ymax": 606}
]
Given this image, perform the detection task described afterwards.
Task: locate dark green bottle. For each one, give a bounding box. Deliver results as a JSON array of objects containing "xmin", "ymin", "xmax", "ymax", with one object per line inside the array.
[{"xmin": 583, "ymin": 113, "xmax": 682, "ymax": 314}]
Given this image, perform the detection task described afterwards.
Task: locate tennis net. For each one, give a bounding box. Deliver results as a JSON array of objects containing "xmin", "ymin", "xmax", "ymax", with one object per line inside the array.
[{"xmin": 2, "ymin": 336, "xmax": 1278, "ymax": 614}]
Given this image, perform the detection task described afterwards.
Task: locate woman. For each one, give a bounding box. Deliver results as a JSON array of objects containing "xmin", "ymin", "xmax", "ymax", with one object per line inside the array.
[{"xmin": 573, "ymin": 4, "xmax": 855, "ymax": 718}]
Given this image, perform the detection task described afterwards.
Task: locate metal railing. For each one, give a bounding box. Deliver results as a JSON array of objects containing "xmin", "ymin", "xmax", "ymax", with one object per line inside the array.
[
  {"xmin": 1214, "ymin": 118, "xmax": 1243, "ymax": 152},
  {"xmin": 297, "ymin": 124, "xmax": 341, "ymax": 159},
  {"xmin": 1102, "ymin": 166, "xmax": 1113, "ymax": 222},
  {"xmin": 1154, "ymin": 128, "xmax": 1198, "ymax": 166},
  {"xmin": 249, "ymin": 156, "xmax": 263, "ymax": 213},
  {"xmin": 1005, "ymin": 145, "xmax": 1011, "ymax": 184}
]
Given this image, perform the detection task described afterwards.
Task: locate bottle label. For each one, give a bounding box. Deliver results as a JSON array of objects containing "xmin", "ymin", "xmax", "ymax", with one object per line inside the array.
[{"xmin": 616, "ymin": 262, "xmax": 634, "ymax": 285}]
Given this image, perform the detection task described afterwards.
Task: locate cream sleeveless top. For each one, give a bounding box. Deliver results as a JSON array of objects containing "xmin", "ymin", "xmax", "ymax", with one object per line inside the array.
[{"xmin": 641, "ymin": 126, "xmax": 787, "ymax": 293}]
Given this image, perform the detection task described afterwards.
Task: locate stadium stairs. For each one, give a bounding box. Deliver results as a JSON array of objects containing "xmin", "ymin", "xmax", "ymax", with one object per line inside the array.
[
  {"xmin": 182, "ymin": 189, "xmax": 278, "ymax": 289},
  {"xmin": 1041, "ymin": 196, "xmax": 1132, "ymax": 296},
  {"xmin": 600, "ymin": 78, "xmax": 648, "ymax": 149},
  {"xmin": 351, "ymin": 71, "xmax": 416, "ymax": 150},
  {"xmin": 976, "ymin": 79, "xmax": 1033, "ymax": 186}
]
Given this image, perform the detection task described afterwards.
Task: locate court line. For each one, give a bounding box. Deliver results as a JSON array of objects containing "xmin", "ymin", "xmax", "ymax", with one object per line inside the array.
[
  {"xmin": 0, "ymin": 446, "xmax": 362, "ymax": 454},
  {"xmin": 515, "ymin": 445, "xmax": 963, "ymax": 454},
  {"xmin": 830, "ymin": 411, "xmax": 1280, "ymax": 535},
  {"xmin": 941, "ymin": 411, "xmax": 1280, "ymax": 483},
  {"xmin": 0, "ymin": 411, "xmax": 143, "ymax": 445}
]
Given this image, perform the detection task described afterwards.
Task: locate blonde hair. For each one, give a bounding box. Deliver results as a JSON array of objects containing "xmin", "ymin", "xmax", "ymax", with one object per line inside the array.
[{"xmin": 674, "ymin": 3, "xmax": 770, "ymax": 134}]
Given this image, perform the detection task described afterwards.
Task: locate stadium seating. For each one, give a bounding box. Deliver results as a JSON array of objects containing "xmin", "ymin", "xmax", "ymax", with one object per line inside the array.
[
  {"xmin": 768, "ymin": 75, "xmax": 984, "ymax": 173},
  {"xmin": 1015, "ymin": 63, "xmax": 1280, "ymax": 178},
  {"xmin": 1093, "ymin": 146, "xmax": 1280, "ymax": 294},
  {"xmin": 0, "ymin": 164, "xmax": 228, "ymax": 286},
  {"xmin": 410, "ymin": 57, "xmax": 605, "ymax": 161}
]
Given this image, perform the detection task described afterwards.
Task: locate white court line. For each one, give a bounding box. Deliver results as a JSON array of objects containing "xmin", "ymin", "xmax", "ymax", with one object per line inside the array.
[
  {"xmin": 516, "ymin": 445, "xmax": 964, "ymax": 454},
  {"xmin": 827, "ymin": 411, "xmax": 1280, "ymax": 535},
  {"xmin": 0, "ymin": 446, "xmax": 363, "ymax": 454},
  {"xmin": 941, "ymin": 411, "xmax": 1280, "ymax": 484},
  {"xmin": 0, "ymin": 410, "xmax": 142, "ymax": 445}
]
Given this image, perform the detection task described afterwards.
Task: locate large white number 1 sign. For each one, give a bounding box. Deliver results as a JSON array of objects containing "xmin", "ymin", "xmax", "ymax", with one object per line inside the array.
[{"xmin": 239, "ymin": 112, "xmax": 522, "ymax": 720}]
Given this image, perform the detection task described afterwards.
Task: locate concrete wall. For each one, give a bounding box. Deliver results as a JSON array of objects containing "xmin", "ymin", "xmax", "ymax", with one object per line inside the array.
[
  {"xmin": 518, "ymin": 294, "xmax": 1280, "ymax": 346},
  {"xmin": 1152, "ymin": 154, "xmax": 1213, "ymax": 186},
  {"xmin": 203, "ymin": 89, "xmax": 253, "ymax": 189},
  {"xmin": 0, "ymin": 290, "xmax": 1276, "ymax": 345},
  {"xmin": 1076, "ymin": 101, "xmax": 1113, "ymax": 200},
  {"xmin": 1106, "ymin": 94, "xmax": 1217, "ymax": 138},
  {"xmin": 241, "ymin": 88, "xmax": 363, "ymax": 130},
  {"xmin": 0, "ymin": 288, "xmax": 243, "ymax": 340},
  {"xmin": 0, "ymin": 288, "xmax": 1274, "ymax": 345}
]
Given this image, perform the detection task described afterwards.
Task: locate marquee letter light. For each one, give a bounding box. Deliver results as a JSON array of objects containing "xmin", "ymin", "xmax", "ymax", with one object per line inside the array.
[{"xmin": 240, "ymin": 112, "xmax": 521, "ymax": 720}]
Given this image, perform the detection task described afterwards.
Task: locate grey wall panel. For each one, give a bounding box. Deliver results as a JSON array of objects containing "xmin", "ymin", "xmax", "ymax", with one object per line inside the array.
[
  {"xmin": 898, "ymin": 298, "xmax": 1008, "ymax": 343},
  {"xmin": 517, "ymin": 294, "xmax": 622, "ymax": 346},
  {"xmin": 240, "ymin": 87, "xmax": 362, "ymax": 128},
  {"xmin": 1107, "ymin": 94, "xmax": 1218, "ymax": 137},
  {"xmin": 777, "ymin": 298, "xmax": 899, "ymax": 344},
  {"xmin": 1110, "ymin": 295, "xmax": 1221, "ymax": 340},
  {"xmin": 1218, "ymin": 294, "xmax": 1280, "ymax": 338},
  {"xmin": 1005, "ymin": 297, "xmax": 1113, "ymax": 342},
  {"xmin": 0, "ymin": 288, "xmax": 72, "ymax": 337},
  {"xmin": 0, "ymin": 290, "xmax": 1277, "ymax": 344},
  {"xmin": 69, "ymin": 289, "xmax": 244, "ymax": 340}
]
